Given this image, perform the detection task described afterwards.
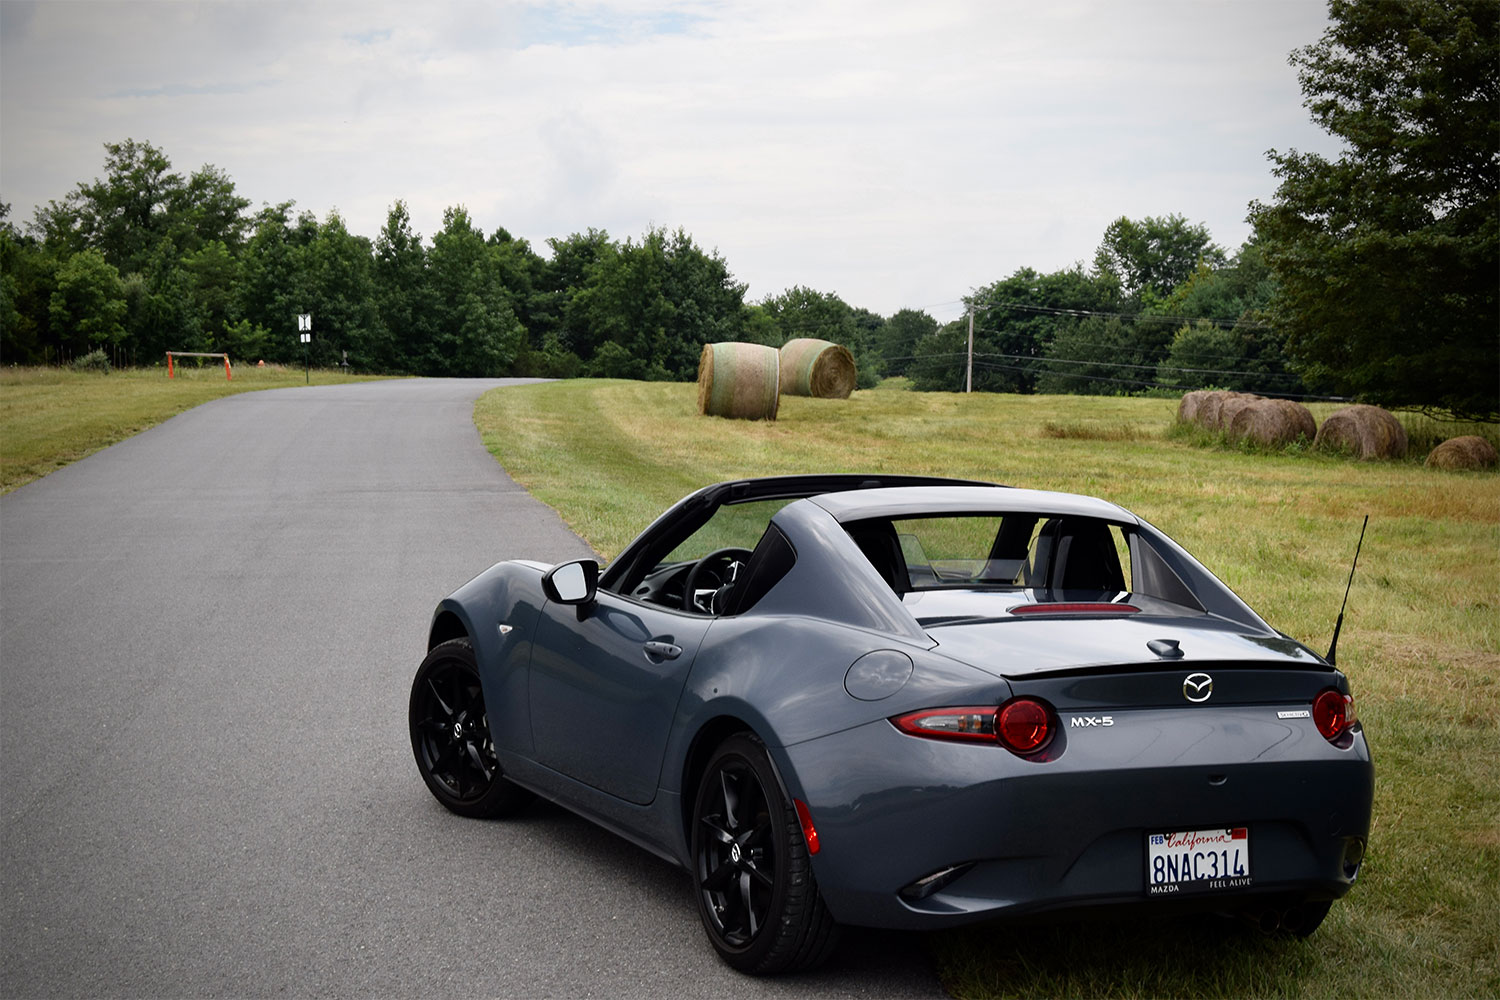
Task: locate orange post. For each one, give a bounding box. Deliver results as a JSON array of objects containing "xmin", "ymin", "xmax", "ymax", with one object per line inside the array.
[
  {"xmin": 167, "ymin": 353, "xmax": 174, "ymax": 378},
  {"xmin": 224, "ymin": 356, "xmax": 232, "ymax": 381}
]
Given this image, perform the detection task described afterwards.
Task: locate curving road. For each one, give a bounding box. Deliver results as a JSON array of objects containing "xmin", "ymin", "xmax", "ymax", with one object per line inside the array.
[{"xmin": 0, "ymin": 379, "xmax": 940, "ymax": 998}]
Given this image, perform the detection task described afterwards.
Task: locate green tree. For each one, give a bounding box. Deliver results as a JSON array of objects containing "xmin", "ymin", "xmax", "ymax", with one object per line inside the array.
[
  {"xmin": 371, "ymin": 201, "xmax": 435, "ymax": 373},
  {"xmin": 1249, "ymin": 0, "xmax": 1498, "ymax": 419},
  {"xmin": 179, "ymin": 241, "xmax": 240, "ymax": 349},
  {"xmin": 49, "ymin": 248, "xmax": 127, "ymax": 353},
  {"xmin": 737, "ymin": 303, "xmax": 783, "ymax": 347},
  {"xmin": 1036, "ymin": 316, "xmax": 1168, "ymax": 395},
  {"xmin": 237, "ymin": 203, "xmax": 314, "ymax": 364},
  {"xmin": 570, "ymin": 227, "xmax": 747, "ymax": 380},
  {"xmin": 31, "ymin": 139, "xmax": 246, "ymax": 280},
  {"xmin": 570, "ymin": 234, "xmax": 673, "ymax": 380},
  {"xmin": 169, "ymin": 164, "xmax": 252, "ymax": 256},
  {"xmin": 1151, "ymin": 240, "xmax": 1274, "ymax": 325},
  {"xmin": 488, "ymin": 224, "xmax": 547, "ymax": 343},
  {"xmin": 923, "ymin": 265, "xmax": 1120, "ymax": 394},
  {"xmin": 305, "ymin": 211, "xmax": 380, "ymax": 369},
  {"xmin": 32, "ymin": 139, "xmax": 179, "ymax": 275},
  {"xmin": 1, "ymin": 205, "xmax": 56, "ymax": 364},
  {"xmin": 908, "ymin": 319, "xmax": 970, "ymax": 392},
  {"xmin": 426, "ymin": 206, "xmax": 524, "ymax": 377},
  {"xmin": 874, "ymin": 308, "xmax": 938, "ymax": 376},
  {"xmin": 761, "ymin": 285, "xmax": 879, "ymax": 387},
  {"xmin": 656, "ymin": 228, "xmax": 748, "ymax": 378},
  {"xmin": 542, "ymin": 228, "xmax": 613, "ymax": 362},
  {"xmin": 1094, "ymin": 214, "xmax": 1226, "ymax": 304}
]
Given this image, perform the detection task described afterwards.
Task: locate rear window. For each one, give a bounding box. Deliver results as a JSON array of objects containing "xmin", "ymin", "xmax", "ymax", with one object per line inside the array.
[{"xmin": 850, "ymin": 514, "xmax": 1137, "ymax": 594}]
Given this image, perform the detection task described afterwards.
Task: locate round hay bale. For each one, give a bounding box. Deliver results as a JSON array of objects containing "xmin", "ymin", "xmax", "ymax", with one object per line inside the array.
[
  {"xmin": 1177, "ymin": 390, "xmax": 1212, "ymax": 424},
  {"xmin": 1425, "ymin": 435, "xmax": 1499, "ymax": 471},
  {"xmin": 1228, "ymin": 398, "xmax": 1317, "ymax": 446},
  {"xmin": 1215, "ymin": 392, "xmax": 1263, "ymax": 432},
  {"xmin": 696, "ymin": 342, "xmax": 780, "ymax": 421},
  {"xmin": 778, "ymin": 338, "xmax": 857, "ymax": 399},
  {"xmin": 1195, "ymin": 390, "xmax": 1257, "ymax": 430},
  {"xmin": 1314, "ymin": 404, "xmax": 1408, "ymax": 460}
]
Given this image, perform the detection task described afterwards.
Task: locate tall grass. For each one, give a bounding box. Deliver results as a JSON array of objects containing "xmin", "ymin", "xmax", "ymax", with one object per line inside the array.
[{"xmin": 474, "ymin": 378, "xmax": 1499, "ymax": 999}]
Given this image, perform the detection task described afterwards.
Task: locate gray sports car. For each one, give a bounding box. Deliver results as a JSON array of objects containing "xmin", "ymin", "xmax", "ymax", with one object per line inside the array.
[{"xmin": 409, "ymin": 475, "xmax": 1373, "ymax": 974}]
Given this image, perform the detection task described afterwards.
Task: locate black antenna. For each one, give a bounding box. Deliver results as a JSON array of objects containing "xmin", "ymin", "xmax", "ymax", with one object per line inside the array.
[{"xmin": 1326, "ymin": 515, "xmax": 1369, "ymax": 665}]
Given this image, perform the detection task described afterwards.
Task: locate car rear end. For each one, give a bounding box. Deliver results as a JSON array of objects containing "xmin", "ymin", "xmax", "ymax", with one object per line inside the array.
[{"xmin": 781, "ymin": 635, "xmax": 1373, "ymax": 932}]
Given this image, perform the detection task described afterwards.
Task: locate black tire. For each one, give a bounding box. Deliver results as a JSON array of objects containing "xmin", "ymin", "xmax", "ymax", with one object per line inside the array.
[
  {"xmin": 409, "ymin": 638, "xmax": 532, "ymax": 818},
  {"xmin": 691, "ymin": 733, "xmax": 839, "ymax": 974}
]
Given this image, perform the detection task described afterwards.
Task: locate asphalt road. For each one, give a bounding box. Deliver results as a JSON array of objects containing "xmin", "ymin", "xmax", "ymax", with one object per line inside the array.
[{"xmin": 0, "ymin": 379, "xmax": 941, "ymax": 998}]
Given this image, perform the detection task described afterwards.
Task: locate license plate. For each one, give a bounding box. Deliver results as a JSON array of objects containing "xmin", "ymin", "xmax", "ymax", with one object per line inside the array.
[{"xmin": 1146, "ymin": 827, "xmax": 1251, "ymax": 895}]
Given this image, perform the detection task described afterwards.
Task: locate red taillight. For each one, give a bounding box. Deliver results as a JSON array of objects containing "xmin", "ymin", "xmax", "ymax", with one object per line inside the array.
[
  {"xmin": 891, "ymin": 698, "xmax": 1055, "ymax": 757},
  {"xmin": 997, "ymin": 698, "xmax": 1052, "ymax": 753},
  {"xmin": 1313, "ymin": 688, "xmax": 1357, "ymax": 742},
  {"xmin": 794, "ymin": 798, "xmax": 820, "ymax": 855}
]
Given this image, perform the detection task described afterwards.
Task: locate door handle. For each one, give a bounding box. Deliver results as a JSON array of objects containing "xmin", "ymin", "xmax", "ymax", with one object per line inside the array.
[{"xmin": 643, "ymin": 640, "xmax": 683, "ymax": 660}]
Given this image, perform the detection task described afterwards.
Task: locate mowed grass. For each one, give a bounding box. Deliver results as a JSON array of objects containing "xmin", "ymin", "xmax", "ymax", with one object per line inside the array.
[
  {"xmin": 0, "ymin": 365, "xmax": 390, "ymax": 493},
  {"xmin": 474, "ymin": 378, "xmax": 1499, "ymax": 999}
]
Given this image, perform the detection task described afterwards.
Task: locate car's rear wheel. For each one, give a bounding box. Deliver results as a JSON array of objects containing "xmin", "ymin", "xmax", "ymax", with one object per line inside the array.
[
  {"xmin": 409, "ymin": 638, "xmax": 532, "ymax": 818},
  {"xmin": 691, "ymin": 733, "xmax": 838, "ymax": 974}
]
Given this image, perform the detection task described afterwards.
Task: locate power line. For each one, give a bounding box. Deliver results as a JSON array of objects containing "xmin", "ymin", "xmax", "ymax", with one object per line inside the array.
[
  {"xmin": 962, "ymin": 325, "xmax": 1287, "ymax": 368},
  {"xmin": 974, "ymin": 299, "xmax": 1274, "ymax": 331}
]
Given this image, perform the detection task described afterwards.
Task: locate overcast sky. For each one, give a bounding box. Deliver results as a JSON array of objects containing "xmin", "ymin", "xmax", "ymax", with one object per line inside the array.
[{"xmin": 1, "ymin": 0, "xmax": 1340, "ymax": 322}]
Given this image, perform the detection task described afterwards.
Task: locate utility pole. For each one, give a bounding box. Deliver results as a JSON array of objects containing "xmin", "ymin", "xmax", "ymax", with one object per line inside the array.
[{"xmin": 965, "ymin": 306, "xmax": 974, "ymax": 393}]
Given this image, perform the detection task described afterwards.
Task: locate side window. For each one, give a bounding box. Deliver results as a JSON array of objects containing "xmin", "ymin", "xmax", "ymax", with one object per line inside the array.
[{"xmin": 889, "ymin": 516, "xmax": 1008, "ymax": 586}]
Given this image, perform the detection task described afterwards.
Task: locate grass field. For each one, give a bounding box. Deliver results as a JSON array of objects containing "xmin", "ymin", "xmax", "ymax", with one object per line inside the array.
[
  {"xmin": 473, "ymin": 378, "xmax": 1499, "ymax": 999},
  {"xmin": 0, "ymin": 365, "xmax": 389, "ymax": 493}
]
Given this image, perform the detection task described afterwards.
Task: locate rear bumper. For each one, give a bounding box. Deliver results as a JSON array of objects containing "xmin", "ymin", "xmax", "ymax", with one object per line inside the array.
[{"xmin": 778, "ymin": 712, "xmax": 1373, "ymax": 930}]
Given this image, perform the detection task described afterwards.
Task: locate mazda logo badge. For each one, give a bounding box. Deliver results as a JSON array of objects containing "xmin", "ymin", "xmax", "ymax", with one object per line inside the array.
[{"xmin": 1183, "ymin": 673, "xmax": 1213, "ymax": 703}]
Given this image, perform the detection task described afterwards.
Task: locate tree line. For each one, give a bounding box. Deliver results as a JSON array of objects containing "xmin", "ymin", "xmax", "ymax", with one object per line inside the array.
[
  {"xmin": 0, "ymin": 140, "xmax": 901, "ymax": 386},
  {"xmin": 1, "ymin": 1, "xmax": 1494, "ymax": 419}
]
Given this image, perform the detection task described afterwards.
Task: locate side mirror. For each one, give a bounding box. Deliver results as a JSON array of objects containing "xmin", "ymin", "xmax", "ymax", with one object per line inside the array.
[{"xmin": 543, "ymin": 559, "xmax": 598, "ymax": 606}]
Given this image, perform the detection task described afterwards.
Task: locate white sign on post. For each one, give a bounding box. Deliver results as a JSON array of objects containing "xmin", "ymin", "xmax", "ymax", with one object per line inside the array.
[
  {"xmin": 298, "ymin": 313, "xmax": 312, "ymax": 332},
  {"xmin": 300, "ymin": 333, "xmax": 311, "ymax": 343}
]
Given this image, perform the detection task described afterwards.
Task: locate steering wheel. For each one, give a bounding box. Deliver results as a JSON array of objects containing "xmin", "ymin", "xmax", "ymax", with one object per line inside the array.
[{"xmin": 682, "ymin": 547, "xmax": 754, "ymax": 614}]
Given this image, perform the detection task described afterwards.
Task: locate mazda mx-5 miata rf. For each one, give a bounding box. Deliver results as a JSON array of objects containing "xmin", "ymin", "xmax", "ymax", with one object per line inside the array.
[{"xmin": 408, "ymin": 475, "xmax": 1373, "ymax": 974}]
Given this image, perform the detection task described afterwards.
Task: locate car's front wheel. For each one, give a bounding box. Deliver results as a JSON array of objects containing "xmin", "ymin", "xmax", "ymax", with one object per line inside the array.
[
  {"xmin": 691, "ymin": 733, "xmax": 839, "ymax": 974},
  {"xmin": 409, "ymin": 638, "xmax": 532, "ymax": 818}
]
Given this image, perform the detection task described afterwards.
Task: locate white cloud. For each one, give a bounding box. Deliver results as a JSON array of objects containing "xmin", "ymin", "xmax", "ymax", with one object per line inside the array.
[{"xmin": 1, "ymin": 0, "xmax": 1338, "ymax": 321}]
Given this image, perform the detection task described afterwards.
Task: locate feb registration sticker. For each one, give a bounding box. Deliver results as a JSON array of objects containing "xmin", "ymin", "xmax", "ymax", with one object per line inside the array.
[{"xmin": 1146, "ymin": 827, "xmax": 1251, "ymax": 895}]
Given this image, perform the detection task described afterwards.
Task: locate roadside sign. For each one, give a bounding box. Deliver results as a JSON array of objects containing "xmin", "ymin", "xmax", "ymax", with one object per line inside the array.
[{"xmin": 298, "ymin": 313, "xmax": 312, "ymax": 332}]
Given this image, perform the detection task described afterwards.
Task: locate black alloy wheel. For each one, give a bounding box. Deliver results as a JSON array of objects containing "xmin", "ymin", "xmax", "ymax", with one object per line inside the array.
[
  {"xmin": 409, "ymin": 638, "xmax": 531, "ymax": 818},
  {"xmin": 691, "ymin": 733, "xmax": 838, "ymax": 974}
]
